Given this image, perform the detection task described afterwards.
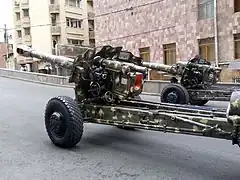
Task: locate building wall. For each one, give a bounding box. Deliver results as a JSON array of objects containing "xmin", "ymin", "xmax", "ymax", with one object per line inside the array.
[
  {"xmin": 12, "ymin": 0, "xmax": 95, "ymax": 72},
  {"xmin": 0, "ymin": 43, "xmax": 16, "ymax": 69},
  {"xmin": 93, "ymin": 0, "xmax": 240, "ymax": 81},
  {"xmin": 0, "ymin": 43, "xmax": 7, "ymax": 68},
  {"xmin": 29, "ymin": 0, "xmax": 52, "ymax": 68}
]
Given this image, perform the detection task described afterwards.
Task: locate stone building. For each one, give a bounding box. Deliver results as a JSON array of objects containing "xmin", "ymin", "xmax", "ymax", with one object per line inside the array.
[{"xmin": 93, "ymin": 0, "xmax": 240, "ymax": 81}]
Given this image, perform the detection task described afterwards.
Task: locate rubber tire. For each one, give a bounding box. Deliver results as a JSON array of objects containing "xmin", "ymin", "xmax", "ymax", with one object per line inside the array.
[
  {"xmin": 160, "ymin": 84, "xmax": 190, "ymax": 104},
  {"xmin": 189, "ymin": 100, "xmax": 209, "ymax": 106},
  {"xmin": 44, "ymin": 96, "xmax": 84, "ymax": 148}
]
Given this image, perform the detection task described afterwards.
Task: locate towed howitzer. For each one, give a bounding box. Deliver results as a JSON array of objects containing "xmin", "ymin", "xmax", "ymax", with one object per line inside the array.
[
  {"xmin": 16, "ymin": 44, "xmax": 240, "ymax": 151},
  {"xmin": 142, "ymin": 57, "xmax": 222, "ymax": 89},
  {"xmin": 17, "ymin": 45, "xmax": 148, "ymax": 103},
  {"xmin": 138, "ymin": 57, "xmax": 229, "ymax": 106}
]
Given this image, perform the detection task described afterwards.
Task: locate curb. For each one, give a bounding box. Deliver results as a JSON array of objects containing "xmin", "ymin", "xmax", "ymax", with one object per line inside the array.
[
  {"xmin": 0, "ymin": 75, "xmax": 74, "ymax": 88},
  {"xmin": 141, "ymin": 92, "xmax": 160, "ymax": 96}
]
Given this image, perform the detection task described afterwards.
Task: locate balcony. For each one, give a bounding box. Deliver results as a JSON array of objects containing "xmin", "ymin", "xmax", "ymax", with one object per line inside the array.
[
  {"xmin": 21, "ymin": 1, "xmax": 29, "ymax": 9},
  {"xmin": 15, "ymin": 21, "xmax": 21, "ymax": 29},
  {"xmin": 49, "ymin": 4, "xmax": 60, "ymax": 13},
  {"xmin": 22, "ymin": 17, "xmax": 30, "ymax": 26},
  {"xmin": 15, "ymin": 38, "xmax": 23, "ymax": 44},
  {"xmin": 65, "ymin": 6, "xmax": 83, "ymax": 15},
  {"xmin": 66, "ymin": 27, "xmax": 84, "ymax": 35},
  {"xmin": 89, "ymin": 31, "xmax": 95, "ymax": 39},
  {"xmin": 51, "ymin": 26, "xmax": 61, "ymax": 35},
  {"xmin": 17, "ymin": 57, "xmax": 34, "ymax": 65},
  {"xmin": 23, "ymin": 35, "xmax": 31, "ymax": 44},
  {"xmin": 88, "ymin": 12, "xmax": 95, "ymax": 20}
]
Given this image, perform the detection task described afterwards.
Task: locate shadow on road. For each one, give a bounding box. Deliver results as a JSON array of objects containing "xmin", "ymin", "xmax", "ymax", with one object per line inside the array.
[{"xmin": 43, "ymin": 124, "xmax": 240, "ymax": 180}]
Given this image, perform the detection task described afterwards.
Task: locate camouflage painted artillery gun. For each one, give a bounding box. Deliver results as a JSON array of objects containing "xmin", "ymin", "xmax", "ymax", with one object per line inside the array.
[
  {"xmin": 16, "ymin": 45, "xmax": 240, "ymax": 149},
  {"xmin": 142, "ymin": 57, "xmax": 232, "ymax": 106}
]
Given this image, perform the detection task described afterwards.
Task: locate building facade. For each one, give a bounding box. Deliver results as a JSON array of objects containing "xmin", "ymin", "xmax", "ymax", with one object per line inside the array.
[
  {"xmin": 0, "ymin": 42, "xmax": 7, "ymax": 68},
  {"xmin": 0, "ymin": 42, "xmax": 15, "ymax": 69},
  {"xmin": 94, "ymin": 0, "xmax": 240, "ymax": 81},
  {"xmin": 12, "ymin": 0, "xmax": 95, "ymax": 72}
]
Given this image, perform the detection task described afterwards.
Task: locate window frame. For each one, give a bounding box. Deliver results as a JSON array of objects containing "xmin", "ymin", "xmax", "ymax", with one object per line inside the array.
[
  {"xmin": 198, "ymin": 37, "xmax": 215, "ymax": 61},
  {"xmin": 197, "ymin": 0, "xmax": 214, "ymax": 20},
  {"xmin": 163, "ymin": 43, "xmax": 176, "ymax": 65}
]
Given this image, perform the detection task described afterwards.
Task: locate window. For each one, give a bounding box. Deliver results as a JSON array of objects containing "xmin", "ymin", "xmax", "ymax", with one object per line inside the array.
[
  {"xmin": 68, "ymin": 39, "xmax": 83, "ymax": 45},
  {"xmin": 17, "ymin": 30, "xmax": 22, "ymax": 38},
  {"xmin": 16, "ymin": 12, "xmax": 20, "ymax": 20},
  {"xmin": 23, "ymin": 9, "xmax": 29, "ymax": 17},
  {"xmin": 163, "ymin": 43, "xmax": 176, "ymax": 65},
  {"xmin": 51, "ymin": 14, "xmax": 57, "ymax": 26},
  {"xmin": 24, "ymin": 27, "xmax": 30, "ymax": 35},
  {"xmin": 50, "ymin": 0, "xmax": 55, "ymax": 4},
  {"xmin": 66, "ymin": 0, "xmax": 82, "ymax": 8},
  {"xmin": 198, "ymin": 37, "xmax": 215, "ymax": 61},
  {"xmin": 87, "ymin": 1, "xmax": 93, "ymax": 7},
  {"xmin": 52, "ymin": 40, "xmax": 57, "ymax": 48},
  {"xmin": 234, "ymin": 34, "xmax": 240, "ymax": 59},
  {"xmin": 15, "ymin": 1, "xmax": 20, "ymax": 6},
  {"xmin": 66, "ymin": 17, "xmax": 82, "ymax": 28},
  {"xmin": 88, "ymin": 20, "xmax": 94, "ymax": 30},
  {"xmin": 198, "ymin": 0, "xmax": 214, "ymax": 20},
  {"xmin": 76, "ymin": 0, "xmax": 81, "ymax": 7},
  {"xmin": 139, "ymin": 47, "xmax": 150, "ymax": 62},
  {"xmin": 89, "ymin": 39, "xmax": 95, "ymax": 46},
  {"xmin": 235, "ymin": 0, "xmax": 240, "ymax": 12}
]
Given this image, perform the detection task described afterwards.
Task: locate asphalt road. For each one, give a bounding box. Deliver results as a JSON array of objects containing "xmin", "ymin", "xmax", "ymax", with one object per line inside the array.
[{"xmin": 0, "ymin": 77, "xmax": 240, "ymax": 180}]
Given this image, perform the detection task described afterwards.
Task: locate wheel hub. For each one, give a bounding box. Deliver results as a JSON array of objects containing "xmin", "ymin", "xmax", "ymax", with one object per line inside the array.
[
  {"xmin": 49, "ymin": 112, "xmax": 66, "ymax": 138},
  {"xmin": 166, "ymin": 92, "xmax": 178, "ymax": 103}
]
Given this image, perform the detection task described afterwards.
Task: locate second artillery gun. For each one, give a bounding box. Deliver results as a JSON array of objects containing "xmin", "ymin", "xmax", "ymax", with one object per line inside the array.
[
  {"xmin": 142, "ymin": 57, "xmax": 234, "ymax": 106},
  {"xmin": 16, "ymin": 45, "xmax": 240, "ymax": 150}
]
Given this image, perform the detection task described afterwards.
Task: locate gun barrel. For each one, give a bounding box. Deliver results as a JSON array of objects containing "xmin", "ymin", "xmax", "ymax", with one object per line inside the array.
[
  {"xmin": 17, "ymin": 45, "xmax": 147, "ymax": 74},
  {"xmin": 16, "ymin": 45, "xmax": 74, "ymax": 68},
  {"xmin": 94, "ymin": 58, "xmax": 147, "ymax": 74},
  {"xmin": 142, "ymin": 61, "xmax": 221, "ymax": 75},
  {"xmin": 142, "ymin": 62, "xmax": 183, "ymax": 75}
]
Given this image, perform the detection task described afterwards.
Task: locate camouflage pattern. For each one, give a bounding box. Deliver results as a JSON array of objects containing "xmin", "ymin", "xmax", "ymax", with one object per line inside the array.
[
  {"xmin": 16, "ymin": 44, "xmax": 240, "ymax": 147},
  {"xmin": 101, "ymin": 58, "xmax": 147, "ymax": 74},
  {"xmin": 226, "ymin": 91, "xmax": 240, "ymax": 146},
  {"xmin": 227, "ymin": 91, "xmax": 240, "ymax": 124},
  {"xmin": 82, "ymin": 98, "xmax": 233, "ymax": 140},
  {"xmin": 142, "ymin": 61, "xmax": 185, "ymax": 76},
  {"xmin": 17, "ymin": 45, "xmax": 147, "ymax": 75},
  {"xmin": 16, "ymin": 45, "xmax": 74, "ymax": 69},
  {"xmin": 143, "ymin": 57, "xmax": 230, "ymax": 105},
  {"xmin": 142, "ymin": 61, "xmax": 221, "ymax": 76},
  {"xmin": 188, "ymin": 89, "xmax": 233, "ymax": 101}
]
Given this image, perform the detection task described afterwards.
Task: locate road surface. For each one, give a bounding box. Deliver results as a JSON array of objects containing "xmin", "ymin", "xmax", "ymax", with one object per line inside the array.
[{"xmin": 0, "ymin": 77, "xmax": 239, "ymax": 180}]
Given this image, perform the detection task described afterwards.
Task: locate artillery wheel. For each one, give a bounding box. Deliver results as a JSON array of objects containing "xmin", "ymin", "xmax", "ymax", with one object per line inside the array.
[
  {"xmin": 160, "ymin": 84, "xmax": 189, "ymax": 104},
  {"xmin": 44, "ymin": 96, "xmax": 84, "ymax": 148},
  {"xmin": 189, "ymin": 99, "xmax": 209, "ymax": 106}
]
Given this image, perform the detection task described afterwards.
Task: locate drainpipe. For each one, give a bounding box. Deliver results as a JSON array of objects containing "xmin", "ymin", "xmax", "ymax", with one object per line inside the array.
[{"xmin": 214, "ymin": 0, "xmax": 219, "ymax": 67}]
